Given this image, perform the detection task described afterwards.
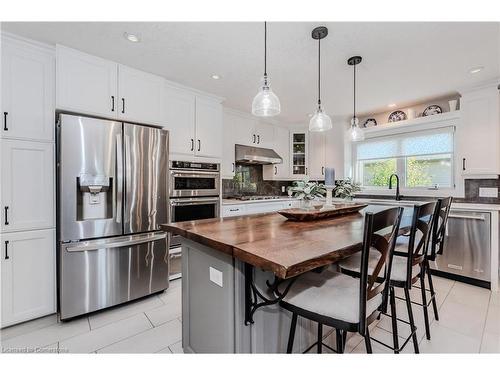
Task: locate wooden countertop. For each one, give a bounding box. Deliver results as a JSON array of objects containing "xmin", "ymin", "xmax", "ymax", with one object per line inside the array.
[{"xmin": 161, "ymin": 205, "xmax": 414, "ymax": 279}]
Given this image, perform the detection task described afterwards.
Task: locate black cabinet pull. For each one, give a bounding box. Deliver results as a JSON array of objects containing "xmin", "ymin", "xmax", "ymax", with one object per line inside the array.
[
  {"xmin": 111, "ymin": 96, "xmax": 115, "ymax": 112},
  {"xmin": 197, "ymin": 140, "xmax": 201, "ymax": 152},
  {"xmin": 190, "ymin": 139, "xmax": 194, "ymax": 151},
  {"xmin": 274, "ymin": 166, "xmax": 277, "ymax": 175},
  {"xmin": 321, "ymin": 166, "xmax": 325, "ymax": 175},
  {"xmin": 462, "ymin": 158, "xmax": 466, "ymax": 171},
  {"xmin": 232, "ymin": 163, "xmax": 235, "ymax": 173},
  {"xmin": 4, "ymin": 206, "xmax": 9, "ymax": 226},
  {"xmin": 252, "ymin": 134, "xmax": 256, "ymax": 144},
  {"xmin": 257, "ymin": 135, "xmax": 260, "ymax": 144},
  {"xmin": 121, "ymin": 98, "xmax": 125, "ymax": 114},
  {"xmin": 3, "ymin": 112, "xmax": 8, "ymax": 131},
  {"xmin": 4, "ymin": 241, "xmax": 9, "ymax": 260}
]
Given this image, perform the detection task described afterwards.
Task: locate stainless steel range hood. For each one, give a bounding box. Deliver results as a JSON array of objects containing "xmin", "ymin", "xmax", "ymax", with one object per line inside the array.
[{"xmin": 235, "ymin": 144, "xmax": 282, "ymax": 165}]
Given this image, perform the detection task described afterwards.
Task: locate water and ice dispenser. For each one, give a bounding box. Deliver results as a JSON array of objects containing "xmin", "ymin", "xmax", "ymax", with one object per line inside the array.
[{"xmin": 76, "ymin": 174, "xmax": 113, "ymax": 220}]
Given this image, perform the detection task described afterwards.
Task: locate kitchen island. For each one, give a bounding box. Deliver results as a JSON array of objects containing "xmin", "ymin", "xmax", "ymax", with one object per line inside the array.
[{"xmin": 161, "ymin": 205, "xmax": 412, "ymax": 353}]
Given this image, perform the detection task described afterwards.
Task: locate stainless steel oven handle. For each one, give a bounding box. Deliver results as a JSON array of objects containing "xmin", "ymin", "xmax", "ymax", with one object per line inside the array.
[
  {"xmin": 66, "ymin": 233, "xmax": 167, "ymax": 252},
  {"xmin": 170, "ymin": 198, "xmax": 220, "ymax": 206},
  {"xmin": 170, "ymin": 171, "xmax": 220, "ymax": 178}
]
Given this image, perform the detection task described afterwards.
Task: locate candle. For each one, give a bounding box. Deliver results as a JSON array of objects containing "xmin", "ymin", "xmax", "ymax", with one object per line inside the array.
[{"xmin": 325, "ymin": 167, "xmax": 335, "ymax": 187}]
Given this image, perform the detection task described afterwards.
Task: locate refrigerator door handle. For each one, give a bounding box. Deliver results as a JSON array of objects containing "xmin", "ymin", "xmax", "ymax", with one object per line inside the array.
[
  {"xmin": 65, "ymin": 232, "xmax": 167, "ymax": 252},
  {"xmin": 116, "ymin": 133, "xmax": 123, "ymax": 223}
]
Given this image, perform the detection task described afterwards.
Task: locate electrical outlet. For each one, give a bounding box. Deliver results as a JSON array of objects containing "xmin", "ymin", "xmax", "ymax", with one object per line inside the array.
[
  {"xmin": 281, "ymin": 186, "xmax": 285, "ymax": 193},
  {"xmin": 479, "ymin": 187, "xmax": 498, "ymax": 198},
  {"xmin": 209, "ymin": 266, "xmax": 223, "ymax": 287}
]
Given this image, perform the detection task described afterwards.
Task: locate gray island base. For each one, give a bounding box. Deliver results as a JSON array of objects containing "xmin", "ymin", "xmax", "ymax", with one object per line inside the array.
[{"xmin": 181, "ymin": 238, "xmax": 333, "ymax": 353}]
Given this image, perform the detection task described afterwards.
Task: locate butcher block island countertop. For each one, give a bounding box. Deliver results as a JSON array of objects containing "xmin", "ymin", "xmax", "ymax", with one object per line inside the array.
[
  {"xmin": 160, "ymin": 205, "xmax": 414, "ymax": 353},
  {"xmin": 161, "ymin": 208, "xmax": 395, "ymax": 279}
]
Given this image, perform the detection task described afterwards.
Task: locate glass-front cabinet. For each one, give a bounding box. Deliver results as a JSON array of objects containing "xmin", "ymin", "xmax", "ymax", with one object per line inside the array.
[{"xmin": 290, "ymin": 131, "xmax": 308, "ymax": 177}]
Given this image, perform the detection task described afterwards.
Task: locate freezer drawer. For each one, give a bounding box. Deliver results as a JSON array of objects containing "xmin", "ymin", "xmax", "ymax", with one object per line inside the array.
[
  {"xmin": 431, "ymin": 210, "xmax": 491, "ymax": 282},
  {"xmin": 59, "ymin": 232, "xmax": 169, "ymax": 319}
]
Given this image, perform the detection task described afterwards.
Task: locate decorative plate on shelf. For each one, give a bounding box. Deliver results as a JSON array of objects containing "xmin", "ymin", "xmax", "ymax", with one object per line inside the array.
[
  {"xmin": 362, "ymin": 118, "xmax": 377, "ymax": 128},
  {"xmin": 422, "ymin": 105, "xmax": 442, "ymax": 117},
  {"xmin": 388, "ymin": 110, "xmax": 407, "ymax": 123}
]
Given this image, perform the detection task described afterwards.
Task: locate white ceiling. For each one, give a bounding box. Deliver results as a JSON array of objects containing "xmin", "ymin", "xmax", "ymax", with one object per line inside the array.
[{"xmin": 2, "ymin": 22, "xmax": 499, "ymax": 124}]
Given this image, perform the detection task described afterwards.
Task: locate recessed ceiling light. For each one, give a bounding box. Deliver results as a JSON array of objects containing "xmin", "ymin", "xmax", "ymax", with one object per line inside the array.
[
  {"xmin": 211, "ymin": 74, "xmax": 221, "ymax": 80},
  {"xmin": 469, "ymin": 66, "xmax": 484, "ymax": 74},
  {"xmin": 388, "ymin": 103, "xmax": 397, "ymax": 108},
  {"xmin": 124, "ymin": 32, "xmax": 141, "ymax": 43}
]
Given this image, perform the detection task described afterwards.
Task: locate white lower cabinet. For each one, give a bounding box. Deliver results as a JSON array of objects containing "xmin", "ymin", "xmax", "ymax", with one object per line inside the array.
[
  {"xmin": 1, "ymin": 139, "xmax": 55, "ymax": 232},
  {"xmin": 1, "ymin": 228, "xmax": 56, "ymax": 327},
  {"xmin": 222, "ymin": 200, "xmax": 299, "ymax": 218}
]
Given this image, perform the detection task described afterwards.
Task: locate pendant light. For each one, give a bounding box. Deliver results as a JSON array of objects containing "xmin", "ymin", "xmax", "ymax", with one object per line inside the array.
[
  {"xmin": 252, "ymin": 22, "xmax": 281, "ymax": 117},
  {"xmin": 309, "ymin": 26, "xmax": 332, "ymax": 132},
  {"xmin": 348, "ymin": 55, "xmax": 364, "ymax": 142}
]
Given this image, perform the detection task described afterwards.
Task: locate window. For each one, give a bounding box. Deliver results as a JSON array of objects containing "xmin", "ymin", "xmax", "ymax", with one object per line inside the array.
[{"xmin": 353, "ymin": 127, "xmax": 454, "ymax": 189}]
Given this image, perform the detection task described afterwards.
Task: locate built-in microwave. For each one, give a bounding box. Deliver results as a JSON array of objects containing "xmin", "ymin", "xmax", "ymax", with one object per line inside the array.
[{"xmin": 169, "ymin": 160, "xmax": 220, "ymax": 197}]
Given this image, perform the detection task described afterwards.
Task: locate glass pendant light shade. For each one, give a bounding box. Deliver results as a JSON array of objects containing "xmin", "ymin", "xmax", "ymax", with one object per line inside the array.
[
  {"xmin": 252, "ymin": 76, "xmax": 281, "ymax": 117},
  {"xmin": 309, "ymin": 107, "xmax": 333, "ymax": 132},
  {"xmin": 349, "ymin": 117, "xmax": 364, "ymax": 141}
]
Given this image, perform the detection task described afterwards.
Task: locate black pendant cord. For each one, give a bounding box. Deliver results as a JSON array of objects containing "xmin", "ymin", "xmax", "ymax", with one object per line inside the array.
[
  {"xmin": 264, "ymin": 21, "xmax": 267, "ymax": 83},
  {"xmin": 353, "ymin": 62, "xmax": 356, "ymax": 120},
  {"xmin": 317, "ymin": 37, "xmax": 321, "ymax": 108}
]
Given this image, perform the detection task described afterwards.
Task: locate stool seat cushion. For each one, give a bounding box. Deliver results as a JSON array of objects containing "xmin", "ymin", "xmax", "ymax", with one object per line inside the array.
[{"xmin": 282, "ymin": 270, "xmax": 382, "ymax": 324}]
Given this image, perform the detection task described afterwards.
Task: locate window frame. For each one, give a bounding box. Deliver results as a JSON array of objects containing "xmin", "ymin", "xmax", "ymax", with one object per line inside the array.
[{"xmin": 351, "ymin": 123, "xmax": 457, "ymax": 194}]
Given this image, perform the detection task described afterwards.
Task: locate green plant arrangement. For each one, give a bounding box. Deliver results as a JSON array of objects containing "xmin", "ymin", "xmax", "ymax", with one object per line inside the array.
[
  {"xmin": 333, "ymin": 178, "xmax": 361, "ymax": 200},
  {"xmin": 290, "ymin": 178, "xmax": 326, "ymax": 201}
]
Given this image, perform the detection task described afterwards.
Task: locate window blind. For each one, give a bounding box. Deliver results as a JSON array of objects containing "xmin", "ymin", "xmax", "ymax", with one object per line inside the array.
[{"xmin": 356, "ymin": 126, "xmax": 454, "ymax": 161}]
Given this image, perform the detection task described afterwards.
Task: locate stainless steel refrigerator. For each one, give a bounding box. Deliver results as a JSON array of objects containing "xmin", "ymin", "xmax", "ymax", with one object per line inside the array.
[{"xmin": 57, "ymin": 114, "xmax": 169, "ymax": 320}]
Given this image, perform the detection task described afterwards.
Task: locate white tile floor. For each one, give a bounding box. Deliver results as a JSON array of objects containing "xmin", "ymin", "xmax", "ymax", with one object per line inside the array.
[{"xmin": 1, "ymin": 276, "xmax": 499, "ymax": 354}]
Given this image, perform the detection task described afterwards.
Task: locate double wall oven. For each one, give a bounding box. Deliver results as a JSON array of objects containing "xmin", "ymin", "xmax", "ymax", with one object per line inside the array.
[{"xmin": 168, "ymin": 161, "xmax": 221, "ymax": 279}]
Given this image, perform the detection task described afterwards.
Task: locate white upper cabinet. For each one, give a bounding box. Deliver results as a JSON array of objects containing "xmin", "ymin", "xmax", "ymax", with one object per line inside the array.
[
  {"xmin": 56, "ymin": 45, "xmax": 118, "ymax": 118},
  {"xmin": 195, "ymin": 96, "xmax": 223, "ymax": 158},
  {"xmin": 290, "ymin": 130, "xmax": 309, "ymax": 178},
  {"xmin": 308, "ymin": 131, "xmax": 326, "ymax": 180},
  {"xmin": 254, "ymin": 122, "xmax": 275, "ymax": 148},
  {"xmin": 263, "ymin": 125, "xmax": 290, "ymax": 180},
  {"xmin": 1, "ymin": 139, "xmax": 55, "ymax": 232},
  {"xmin": 1, "ymin": 228, "xmax": 56, "ymax": 327},
  {"xmin": 165, "ymin": 85, "xmax": 196, "ymax": 156},
  {"xmin": 221, "ymin": 111, "xmax": 237, "ymax": 178},
  {"xmin": 1, "ymin": 37, "xmax": 54, "ymax": 141},
  {"xmin": 232, "ymin": 115, "xmax": 257, "ymax": 147},
  {"xmin": 118, "ymin": 65, "xmax": 166, "ymax": 126},
  {"xmin": 459, "ymin": 84, "xmax": 500, "ymax": 177}
]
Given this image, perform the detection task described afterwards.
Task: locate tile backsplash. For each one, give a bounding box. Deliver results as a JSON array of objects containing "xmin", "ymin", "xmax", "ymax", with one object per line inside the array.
[
  {"xmin": 462, "ymin": 178, "xmax": 500, "ymax": 204},
  {"xmin": 222, "ymin": 164, "xmax": 322, "ymax": 198}
]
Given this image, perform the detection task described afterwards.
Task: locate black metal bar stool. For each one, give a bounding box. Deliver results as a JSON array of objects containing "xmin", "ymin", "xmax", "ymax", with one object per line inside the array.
[
  {"xmin": 339, "ymin": 201, "xmax": 438, "ymax": 353},
  {"xmin": 279, "ymin": 207, "xmax": 403, "ymax": 354}
]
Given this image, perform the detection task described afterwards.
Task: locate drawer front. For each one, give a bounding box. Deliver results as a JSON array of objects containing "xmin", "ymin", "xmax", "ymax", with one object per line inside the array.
[
  {"xmin": 169, "ymin": 247, "xmax": 182, "ymax": 280},
  {"xmin": 222, "ymin": 205, "xmax": 247, "ymax": 217}
]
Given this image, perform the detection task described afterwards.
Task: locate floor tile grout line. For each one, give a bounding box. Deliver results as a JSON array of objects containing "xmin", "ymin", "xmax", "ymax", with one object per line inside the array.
[
  {"xmin": 143, "ymin": 312, "xmax": 155, "ymax": 328},
  {"xmin": 479, "ymin": 296, "xmax": 492, "ymax": 353},
  {"xmin": 94, "ymin": 317, "xmax": 181, "ymax": 354}
]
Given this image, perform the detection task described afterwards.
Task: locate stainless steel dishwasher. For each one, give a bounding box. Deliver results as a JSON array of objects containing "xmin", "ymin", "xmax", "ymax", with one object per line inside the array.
[{"xmin": 430, "ymin": 209, "xmax": 491, "ymax": 283}]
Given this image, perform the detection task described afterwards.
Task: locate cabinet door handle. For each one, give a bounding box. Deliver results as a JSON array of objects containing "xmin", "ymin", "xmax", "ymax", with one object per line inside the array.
[
  {"xmin": 322, "ymin": 166, "xmax": 325, "ymax": 175},
  {"xmin": 111, "ymin": 96, "xmax": 115, "ymax": 112},
  {"xmin": 4, "ymin": 206, "xmax": 9, "ymax": 226},
  {"xmin": 190, "ymin": 139, "xmax": 194, "ymax": 151},
  {"xmin": 252, "ymin": 134, "xmax": 256, "ymax": 144},
  {"xmin": 197, "ymin": 139, "xmax": 201, "ymax": 152},
  {"xmin": 462, "ymin": 158, "xmax": 466, "ymax": 171},
  {"xmin": 3, "ymin": 112, "xmax": 8, "ymax": 131},
  {"xmin": 232, "ymin": 163, "xmax": 235, "ymax": 173},
  {"xmin": 4, "ymin": 241, "xmax": 9, "ymax": 260},
  {"xmin": 257, "ymin": 135, "xmax": 260, "ymax": 144},
  {"xmin": 274, "ymin": 166, "xmax": 277, "ymax": 175},
  {"xmin": 305, "ymin": 167, "xmax": 308, "ymax": 175},
  {"xmin": 121, "ymin": 98, "xmax": 125, "ymax": 114}
]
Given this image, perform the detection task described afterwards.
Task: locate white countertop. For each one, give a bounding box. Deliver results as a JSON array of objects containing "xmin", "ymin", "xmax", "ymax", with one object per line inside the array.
[
  {"xmin": 222, "ymin": 197, "xmax": 298, "ymax": 206},
  {"xmin": 222, "ymin": 196, "xmax": 500, "ymax": 211}
]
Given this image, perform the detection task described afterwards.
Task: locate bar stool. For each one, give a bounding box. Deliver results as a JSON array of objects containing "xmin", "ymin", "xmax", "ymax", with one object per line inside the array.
[
  {"xmin": 279, "ymin": 206, "xmax": 403, "ymax": 354},
  {"xmin": 339, "ymin": 201, "xmax": 438, "ymax": 353},
  {"xmin": 419, "ymin": 197, "xmax": 453, "ymax": 323}
]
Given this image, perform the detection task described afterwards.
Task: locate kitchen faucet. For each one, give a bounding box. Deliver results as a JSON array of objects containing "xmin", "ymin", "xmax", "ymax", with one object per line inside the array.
[{"xmin": 388, "ymin": 174, "xmax": 401, "ymax": 201}]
